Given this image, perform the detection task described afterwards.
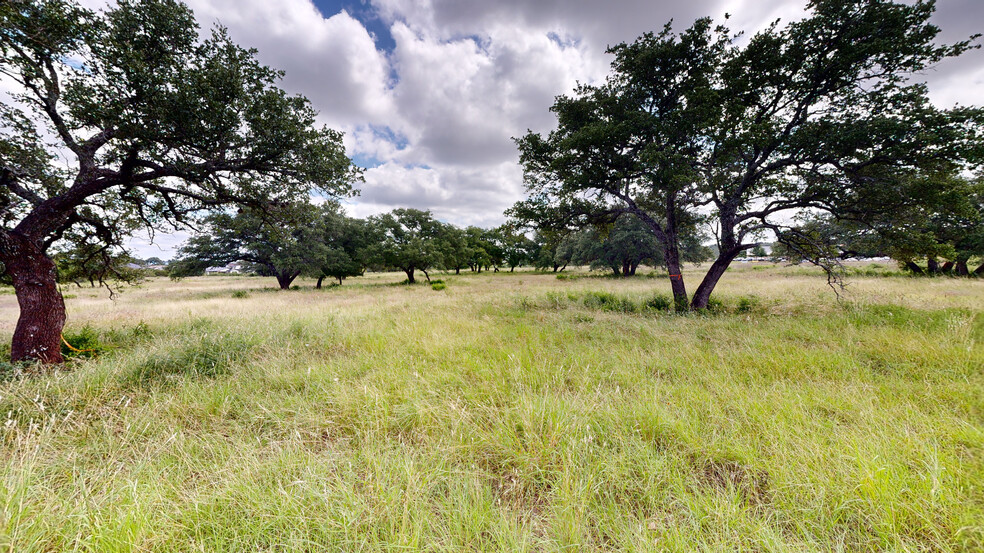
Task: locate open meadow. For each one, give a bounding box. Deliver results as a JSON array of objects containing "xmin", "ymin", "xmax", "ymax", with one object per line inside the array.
[{"xmin": 1, "ymin": 264, "xmax": 983, "ymax": 552}]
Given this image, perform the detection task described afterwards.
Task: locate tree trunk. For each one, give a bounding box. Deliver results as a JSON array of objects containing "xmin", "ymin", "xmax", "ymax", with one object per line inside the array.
[
  {"xmin": 622, "ymin": 260, "xmax": 631, "ymax": 276},
  {"xmin": 691, "ymin": 248, "xmax": 742, "ymax": 310},
  {"xmin": 629, "ymin": 263, "xmax": 638, "ymax": 276},
  {"xmin": 456, "ymin": 267, "xmax": 461, "ymax": 275},
  {"xmin": 975, "ymin": 262, "xmax": 984, "ymax": 276},
  {"xmin": 510, "ymin": 266, "xmax": 515, "ymax": 272},
  {"xmin": 941, "ymin": 261, "xmax": 954, "ymax": 274},
  {"xmin": 316, "ymin": 275, "xmax": 325, "ymax": 289},
  {"xmin": 404, "ymin": 268, "xmax": 415, "ymax": 284},
  {"xmin": 956, "ymin": 260, "xmax": 969, "ymax": 276},
  {"xmin": 0, "ymin": 232, "xmax": 66, "ymax": 363},
  {"xmin": 663, "ymin": 243, "xmax": 688, "ymax": 310},
  {"xmin": 276, "ymin": 271, "xmax": 298, "ymax": 290},
  {"xmin": 905, "ymin": 261, "xmax": 925, "ymax": 275},
  {"xmin": 927, "ymin": 257, "xmax": 940, "ymax": 274},
  {"xmin": 337, "ymin": 276, "xmax": 343, "ymax": 285},
  {"xmin": 422, "ymin": 268, "xmax": 431, "ymax": 282}
]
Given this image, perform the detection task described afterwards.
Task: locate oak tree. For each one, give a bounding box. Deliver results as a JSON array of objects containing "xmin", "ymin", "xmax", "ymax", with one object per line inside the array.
[{"xmin": 0, "ymin": 0, "xmax": 359, "ymax": 362}]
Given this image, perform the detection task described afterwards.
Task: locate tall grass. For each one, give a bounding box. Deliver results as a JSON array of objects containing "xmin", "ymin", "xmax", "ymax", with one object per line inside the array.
[{"xmin": 1, "ymin": 264, "xmax": 982, "ymax": 551}]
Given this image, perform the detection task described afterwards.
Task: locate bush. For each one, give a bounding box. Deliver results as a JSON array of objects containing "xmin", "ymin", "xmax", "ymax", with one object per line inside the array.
[
  {"xmin": 582, "ymin": 291, "xmax": 637, "ymax": 313},
  {"xmin": 431, "ymin": 282, "xmax": 447, "ymax": 291},
  {"xmin": 645, "ymin": 293, "xmax": 673, "ymax": 312},
  {"xmin": 231, "ymin": 290, "xmax": 250, "ymax": 299},
  {"xmin": 60, "ymin": 326, "xmax": 107, "ymax": 359},
  {"xmin": 736, "ymin": 295, "xmax": 759, "ymax": 313}
]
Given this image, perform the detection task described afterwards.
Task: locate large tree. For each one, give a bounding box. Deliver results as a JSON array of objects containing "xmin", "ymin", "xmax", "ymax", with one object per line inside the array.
[
  {"xmin": 170, "ymin": 202, "xmax": 329, "ymax": 290},
  {"xmin": 0, "ymin": 0, "xmax": 358, "ymax": 362},
  {"xmin": 510, "ymin": 0, "xmax": 982, "ymax": 309},
  {"xmin": 370, "ymin": 208, "xmax": 445, "ymax": 284},
  {"xmin": 316, "ymin": 206, "xmax": 373, "ymax": 287}
]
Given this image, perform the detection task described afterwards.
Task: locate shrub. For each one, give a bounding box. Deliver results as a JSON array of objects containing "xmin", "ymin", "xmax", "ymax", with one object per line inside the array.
[
  {"xmin": 431, "ymin": 282, "xmax": 447, "ymax": 291},
  {"xmin": 231, "ymin": 290, "xmax": 250, "ymax": 299},
  {"xmin": 645, "ymin": 293, "xmax": 673, "ymax": 312},
  {"xmin": 582, "ymin": 291, "xmax": 637, "ymax": 313}
]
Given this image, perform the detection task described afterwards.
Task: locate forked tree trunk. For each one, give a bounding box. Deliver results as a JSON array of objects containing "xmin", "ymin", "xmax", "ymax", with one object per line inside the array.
[
  {"xmin": 276, "ymin": 271, "xmax": 299, "ymax": 290},
  {"xmin": 0, "ymin": 232, "xmax": 66, "ymax": 363}
]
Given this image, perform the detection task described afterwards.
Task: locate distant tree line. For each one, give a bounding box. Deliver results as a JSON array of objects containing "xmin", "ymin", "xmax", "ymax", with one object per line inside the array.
[{"xmin": 167, "ymin": 202, "xmax": 711, "ymax": 288}]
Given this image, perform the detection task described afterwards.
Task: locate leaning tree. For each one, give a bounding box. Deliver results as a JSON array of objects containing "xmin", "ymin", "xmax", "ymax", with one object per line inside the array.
[
  {"xmin": 510, "ymin": 0, "xmax": 982, "ymax": 309},
  {"xmin": 0, "ymin": 0, "xmax": 359, "ymax": 363}
]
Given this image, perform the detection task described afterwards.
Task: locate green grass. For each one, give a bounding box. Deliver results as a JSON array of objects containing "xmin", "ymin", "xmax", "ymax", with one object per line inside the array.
[{"xmin": 1, "ymin": 265, "xmax": 982, "ymax": 551}]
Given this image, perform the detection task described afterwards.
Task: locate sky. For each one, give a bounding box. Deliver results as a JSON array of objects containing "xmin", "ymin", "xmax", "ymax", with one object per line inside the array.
[{"xmin": 72, "ymin": 0, "xmax": 984, "ymax": 259}]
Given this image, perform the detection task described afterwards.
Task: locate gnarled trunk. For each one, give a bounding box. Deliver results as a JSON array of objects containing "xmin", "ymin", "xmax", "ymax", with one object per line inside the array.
[
  {"xmin": 404, "ymin": 267, "xmax": 416, "ymax": 283},
  {"xmin": 0, "ymin": 232, "xmax": 66, "ymax": 363}
]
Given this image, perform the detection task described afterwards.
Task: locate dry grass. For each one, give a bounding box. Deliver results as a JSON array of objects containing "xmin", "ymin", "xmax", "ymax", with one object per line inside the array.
[{"xmin": 1, "ymin": 262, "xmax": 982, "ymax": 552}]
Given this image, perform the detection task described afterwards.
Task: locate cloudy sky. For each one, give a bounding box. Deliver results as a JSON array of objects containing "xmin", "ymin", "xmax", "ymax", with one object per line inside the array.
[{"xmin": 79, "ymin": 0, "xmax": 983, "ymax": 258}]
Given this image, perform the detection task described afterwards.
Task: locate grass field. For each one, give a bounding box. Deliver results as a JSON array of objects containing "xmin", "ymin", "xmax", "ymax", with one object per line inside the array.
[{"xmin": 1, "ymin": 263, "xmax": 982, "ymax": 552}]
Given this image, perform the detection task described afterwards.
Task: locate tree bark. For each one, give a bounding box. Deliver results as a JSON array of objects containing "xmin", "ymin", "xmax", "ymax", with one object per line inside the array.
[
  {"xmin": 337, "ymin": 276, "xmax": 343, "ymax": 285},
  {"xmin": 404, "ymin": 268, "xmax": 415, "ymax": 283},
  {"xmin": 316, "ymin": 275, "xmax": 325, "ymax": 289},
  {"xmin": 956, "ymin": 260, "xmax": 969, "ymax": 276},
  {"xmin": 941, "ymin": 261, "xmax": 954, "ymax": 274},
  {"xmin": 905, "ymin": 261, "xmax": 924, "ymax": 275},
  {"xmin": 456, "ymin": 267, "xmax": 461, "ymax": 275},
  {"xmin": 421, "ymin": 268, "xmax": 431, "ymax": 282},
  {"xmin": 0, "ymin": 232, "xmax": 66, "ymax": 363},
  {"xmin": 974, "ymin": 262, "xmax": 984, "ymax": 276},
  {"xmin": 663, "ymin": 243, "xmax": 688, "ymax": 309},
  {"xmin": 927, "ymin": 257, "xmax": 940, "ymax": 274}
]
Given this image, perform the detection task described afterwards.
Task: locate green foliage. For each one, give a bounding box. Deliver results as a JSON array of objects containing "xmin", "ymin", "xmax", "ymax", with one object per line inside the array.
[
  {"xmin": 736, "ymin": 295, "xmax": 761, "ymax": 314},
  {"xmin": 645, "ymin": 293, "xmax": 674, "ymax": 312},
  {"xmin": 60, "ymin": 326, "xmax": 106, "ymax": 359},
  {"xmin": 509, "ymin": 0, "xmax": 982, "ymax": 309},
  {"xmin": 123, "ymin": 332, "xmax": 256, "ymax": 387},
  {"xmin": 231, "ymin": 290, "xmax": 250, "ymax": 299},
  {"xmin": 431, "ymin": 282, "xmax": 447, "ymax": 291},
  {"xmin": 369, "ymin": 209, "xmax": 446, "ymax": 283}
]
